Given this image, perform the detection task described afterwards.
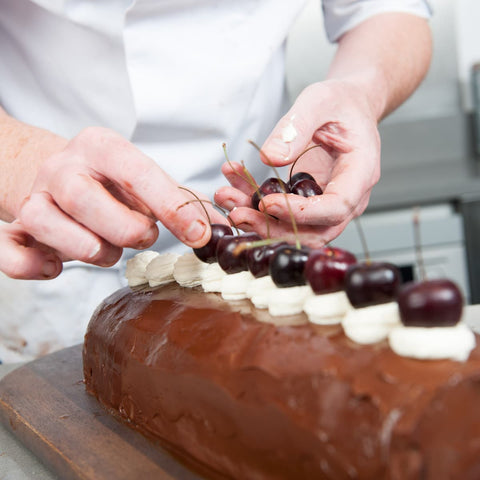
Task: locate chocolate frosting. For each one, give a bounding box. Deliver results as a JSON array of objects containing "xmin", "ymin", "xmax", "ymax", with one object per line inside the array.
[{"xmin": 83, "ymin": 284, "xmax": 480, "ymax": 479}]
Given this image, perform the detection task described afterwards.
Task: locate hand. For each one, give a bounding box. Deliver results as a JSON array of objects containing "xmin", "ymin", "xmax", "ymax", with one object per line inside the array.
[
  {"xmin": 214, "ymin": 79, "xmax": 381, "ymax": 247},
  {"xmin": 2, "ymin": 127, "xmax": 226, "ymax": 279},
  {"xmin": 0, "ymin": 220, "xmax": 63, "ymax": 279}
]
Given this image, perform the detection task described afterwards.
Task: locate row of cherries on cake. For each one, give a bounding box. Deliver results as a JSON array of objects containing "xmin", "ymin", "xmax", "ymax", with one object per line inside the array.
[
  {"xmin": 194, "ymin": 223, "xmax": 462, "ymax": 329},
  {"xmin": 193, "ymin": 170, "xmax": 463, "ymax": 328}
]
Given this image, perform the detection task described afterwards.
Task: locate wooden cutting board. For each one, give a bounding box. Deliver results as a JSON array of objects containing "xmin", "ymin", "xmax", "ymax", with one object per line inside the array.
[{"xmin": 0, "ymin": 345, "xmax": 205, "ymax": 480}]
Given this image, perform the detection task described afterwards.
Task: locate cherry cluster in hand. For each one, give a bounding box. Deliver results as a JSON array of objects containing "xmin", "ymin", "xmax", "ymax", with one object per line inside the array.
[{"xmin": 252, "ymin": 172, "xmax": 322, "ymax": 211}]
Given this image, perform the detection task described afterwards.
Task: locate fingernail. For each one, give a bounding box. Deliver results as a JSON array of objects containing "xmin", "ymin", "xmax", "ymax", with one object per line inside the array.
[
  {"xmin": 222, "ymin": 200, "xmax": 236, "ymax": 211},
  {"xmin": 137, "ymin": 224, "xmax": 158, "ymax": 248},
  {"xmin": 88, "ymin": 243, "xmax": 101, "ymax": 260},
  {"xmin": 236, "ymin": 223, "xmax": 251, "ymax": 231},
  {"xmin": 185, "ymin": 219, "xmax": 206, "ymax": 243},
  {"xmin": 263, "ymin": 204, "xmax": 279, "ymax": 217},
  {"xmin": 264, "ymin": 138, "xmax": 291, "ymax": 161},
  {"xmin": 101, "ymin": 249, "xmax": 121, "ymax": 267},
  {"xmin": 42, "ymin": 260, "xmax": 58, "ymax": 278}
]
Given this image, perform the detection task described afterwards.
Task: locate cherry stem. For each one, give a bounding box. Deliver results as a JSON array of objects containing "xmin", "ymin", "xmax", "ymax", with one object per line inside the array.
[
  {"xmin": 225, "ymin": 214, "xmax": 241, "ymax": 235},
  {"xmin": 232, "ymin": 237, "xmax": 290, "ymax": 256},
  {"xmin": 353, "ymin": 217, "xmax": 371, "ymax": 264},
  {"xmin": 248, "ymin": 139, "xmax": 301, "ymax": 250},
  {"xmin": 240, "ymin": 159, "xmax": 271, "ymax": 238},
  {"xmin": 222, "ymin": 143, "xmax": 256, "ymax": 187},
  {"xmin": 177, "ymin": 198, "xmax": 228, "ymax": 216},
  {"xmin": 177, "ymin": 186, "xmax": 211, "ymax": 224},
  {"xmin": 413, "ymin": 206, "xmax": 427, "ymax": 281},
  {"xmin": 288, "ymin": 144, "xmax": 324, "ymax": 184},
  {"xmin": 222, "ymin": 143, "xmax": 271, "ymax": 238},
  {"xmin": 177, "ymin": 196, "xmax": 241, "ymax": 235}
]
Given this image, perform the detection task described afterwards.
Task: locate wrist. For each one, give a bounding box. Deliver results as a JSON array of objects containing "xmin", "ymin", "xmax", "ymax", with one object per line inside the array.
[
  {"xmin": 325, "ymin": 13, "xmax": 432, "ymax": 122},
  {"xmin": 320, "ymin": 76, "xmax": 386, "ymax": 124}
]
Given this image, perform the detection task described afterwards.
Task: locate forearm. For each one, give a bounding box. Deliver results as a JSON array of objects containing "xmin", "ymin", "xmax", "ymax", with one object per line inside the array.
[
  {"xmin": 326, "ymin": 12, "xmax": 432, "ymax": 121},
  {"xmin": 0, "ymin": 107, "xmax": 68, "ymax": 221}
]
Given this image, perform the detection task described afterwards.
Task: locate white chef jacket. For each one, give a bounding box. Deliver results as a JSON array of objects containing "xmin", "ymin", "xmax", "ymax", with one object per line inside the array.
[{"xmin": 0, "ymin": 0, "xmax": 431, "ymax": 362}]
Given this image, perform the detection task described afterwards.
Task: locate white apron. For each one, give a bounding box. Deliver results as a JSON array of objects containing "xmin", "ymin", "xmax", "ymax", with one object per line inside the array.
[
  {"xmin": 0, "ymin": 0, "xmax": 431, "ymax": 361},
  {"xmin": 0, "ymin": 0, "xmax": 307, "ymax": 360}
]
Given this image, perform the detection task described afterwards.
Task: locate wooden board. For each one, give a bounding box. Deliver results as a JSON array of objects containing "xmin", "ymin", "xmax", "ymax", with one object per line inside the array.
[{"xmin": 0, "ymin": 345, "xmax": 205, "ymax": 480}]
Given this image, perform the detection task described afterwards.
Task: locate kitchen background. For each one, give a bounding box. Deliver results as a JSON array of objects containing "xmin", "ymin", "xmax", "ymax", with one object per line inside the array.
[{"xmin": 286, "ymin": 0, "xmax": 480, "ymax": 304}]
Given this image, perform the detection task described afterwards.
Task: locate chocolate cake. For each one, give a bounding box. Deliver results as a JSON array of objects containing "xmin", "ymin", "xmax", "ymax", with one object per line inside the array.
[{"xmin": 83, "ymin": 282, "xmax": 480, "ymax": 479}]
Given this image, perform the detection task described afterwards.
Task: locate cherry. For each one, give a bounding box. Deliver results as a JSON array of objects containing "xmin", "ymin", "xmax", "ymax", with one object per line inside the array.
[
  {"xmin": 269, "ymin": 245, "xmax": 310, "ymax": 288},
  {"xmin": 345, "ymin": 261, "xmax": 401, "ymax": 308},
  {"xmin": 304, "ymin": 247, "xmax": 357, "ymax": 294},
  {"xmin": 288, "ymin": 172, "xmax": 315, "ymax": 187},
  {"xmin": 193, "ymin": 224, "xmax": 233, "ymax": 263},
  {"xmin": 216, "ymin": 232, "xmax": 261, "ymax": 274},
  {"xmin": 252, "ymin": 178, "xmax": 290, "ymax": 210},
  {"xmin": 290, "ymin": 178, "xmax": 323, "ymax": 197},
  {"xmin": 398, "ymin": 279, "xmax": 463, "ymax": 327},
  {"xmin": 246, "ymin": 241, "xmax": 288, "ymax": 278}
]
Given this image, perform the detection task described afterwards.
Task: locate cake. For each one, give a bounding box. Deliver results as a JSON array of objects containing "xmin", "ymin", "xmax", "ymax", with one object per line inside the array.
[{"xmin": 83, "ymin": 278, "xmax": 480, "ymax": 479}]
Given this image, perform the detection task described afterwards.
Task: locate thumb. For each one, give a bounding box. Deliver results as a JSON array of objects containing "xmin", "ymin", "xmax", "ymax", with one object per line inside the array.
[
  {"xmin": 261, "ymin": 82, "xmax": 349, "ymax": 167},
  {"xmin": 260, "ymin": 111, "xmax": 311, "ymax": 167},
  {"xmin": 261, "ymin": 83, "xmax": 330, "ymax": 166}
]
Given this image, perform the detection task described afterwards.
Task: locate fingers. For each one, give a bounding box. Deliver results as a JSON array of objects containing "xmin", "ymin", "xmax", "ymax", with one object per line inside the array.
[
  {"xmin": 4, "ymin": 125, "xmax": 235, "ymax": 279},
  {"xmin": 19, "ymin": 192, "xmax": 124, "ymax": 266},
  {"xmin": 220, "ymin": 161, "xmax": 258, "ymax": 195},
  {"xmin": 217, "ymin": 186, "xmax": 369, "ymax": 247},
  {"xmin": 219, "ymin": 82, "xmax": 380, "ymax": 246},
  {"xmin": 226, "ymin": 206, "xmax": 351, "ymax": 248},
  {"xmin": 0, "ymin": 221, "xmax": 63, "ymax": 280},
  {"xmin": 260, "ymin": 82, "xmax": 362, "ymax": 168},
  {"xmin": 47, "ymin": 173, "xmax": 159, "ymax": 249},
  {"xmin": 217, "ymin": 151, "xmax": 375, "ymax": 232},
  {"xmin": 256, "ymin": 81, "xmax": 380, "ymax": 230},
  {"xmin": 214, "ymin": 185, "xmax": 253, "ymax": 212},
  {"xmin": 258, "ymin": 183, "xmax": 372, "ymax": 228},
  {"xmin": 259, "ymin": 84, "xmax": 332, "ymax": 167},
  {"xmin": 69, "ymin": 128, "xmax": 227, "ymax": 248},
  {"xmin": 25, "ymin": 128, "xmax": 230, "ymax": 258}
]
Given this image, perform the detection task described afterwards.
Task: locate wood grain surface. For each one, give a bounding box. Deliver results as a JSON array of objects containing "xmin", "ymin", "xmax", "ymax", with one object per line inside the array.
[{"xmin": 0, "ymin": 345, "xmax": 205, "ymax": 480}]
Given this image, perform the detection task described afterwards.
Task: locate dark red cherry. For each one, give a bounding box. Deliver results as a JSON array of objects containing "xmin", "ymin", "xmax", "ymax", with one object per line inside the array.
[
  {"xmin": 216, "ymin": 232, "xmax": 261, "ymax": 274},
  {"xmin": 193, "ymin": 224, "xmax": 233, "ymax": 263},
  {"xmin": 251, "ymin": 178, "xmax": 290, "ymax": 210},
  {"xmin": 305, "ymin": 247, "xmax": 357, "ymax": 294},
  {"xmin": 246, "ymin": 241, "xmax": 288, "ymax": 278},
  {"xmin": 269, "ymin": 245, "xmax": 310, "ymax": 288},
  {"xmin": 345, "ymin": 261, "xmax": 401, "ymax": 308},
  {"xmin": 288, "ymin": 172, "xmax": 315, "ymax": 188},
  {"xmin": 398, "ymin": 279, "xmax": 463, "ymax": 327},
  {"xmin": 290, "ymin": 179, "xmax": 323, "ymax": 197}
]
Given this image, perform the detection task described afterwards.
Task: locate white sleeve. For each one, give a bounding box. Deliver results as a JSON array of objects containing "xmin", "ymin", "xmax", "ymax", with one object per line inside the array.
[{"xmin": 322, "ymin": 0, "xmax": 433, "ymax": 43}]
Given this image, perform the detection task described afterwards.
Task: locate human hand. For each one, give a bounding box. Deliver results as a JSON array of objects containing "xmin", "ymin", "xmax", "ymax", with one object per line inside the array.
[
  {"xmin": 1, "ymin": 127, "xmax": 226, "ymax": 280},
  {"xmin": 214, "ymin": 79, "xmax": 381, "ymax": 247}
]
